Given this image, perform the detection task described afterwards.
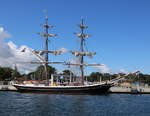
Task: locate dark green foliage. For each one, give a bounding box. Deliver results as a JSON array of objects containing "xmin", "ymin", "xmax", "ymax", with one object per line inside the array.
[
  {"xmin": 0, "ymin": 66, "xmax": 21, "ymax": 81},
  {"xmin": 136, "ymin": 73, "xmax": 150, "ymax": 85},
  {"xmin": 11, "ymin": 65, "xmax": 21, "ymax": 80},
  {"xmin": 87, "ymin": 72, "xmax": 116, "ymax": 82},
  {"xmin": 27, "ymin": 65, "xmax": 56, "ymax": 80},
  {"xmin": 1, "ymin": 65, "xmax": 150, "ymax": 85},
  {"xmin": 87, "ymin": 72, "xmax": 102, "ymax": 82},
  {"xmin": 0, "ymin": 65, "xmax": 56, "ymax": 81},
  {"xmin": 88, "ymin": 72, "xmax": 150, "ymax": 85},
  {"xmin": 62, "ymin": 70, "xmax": 73, "ymax": 75}
]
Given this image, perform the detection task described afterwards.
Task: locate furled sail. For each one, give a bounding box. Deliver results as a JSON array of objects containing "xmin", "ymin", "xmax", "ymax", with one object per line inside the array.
[
  {"xmin": 38, "ymin": 33, "xmax": 57, "ymax": 37},
  {"xmin": 77, "ymin": 24, "xmax": 88, "ymax": 29},
  {"xmin": 34, "ymin": 50, "xmax": 63, "ymax": 56},
  {"xmin": 65, "ymin": 62, "xmax": 103, "ymax": 66},
  {"xmin": 74, "ymin": 33, "xmax": 90, "ymax": 38},
  {"xmin": 42, "ymin": 24, "xmax": 54, "ymax": 28},
  {"xmin": 71, "ymin": 51, "xmax": 96, "ymax": 58},
  {"xmin": 30, "ymin": 61, "xmax": 65, "ymax": 64}
]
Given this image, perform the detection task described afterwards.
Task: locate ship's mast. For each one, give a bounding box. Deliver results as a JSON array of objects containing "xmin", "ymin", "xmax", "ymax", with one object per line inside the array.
[
  {"xmin": 35, "ymin": 17, "xmax": 102, "ymax": 86},
  {"xmin": 80, "ymin": 19, "xmax": 85, "ymax": 85},
  {"xmin": 74, "ymin": 18, "xmax": 90, "ymax": 85},
  {"xmin": 63, "ymin": 19, "xmax": 102, "ymax": 85},
  {"xmin": 38, "ymin": 15, "xmax": 57, "ymax": 85},
  {"xmin": 44, "ymin": 16, "xmax": 49, "ymax": 85},
  {"xmin": 45, "ymin": 16, "xmax": 49, "ymax": 63}
]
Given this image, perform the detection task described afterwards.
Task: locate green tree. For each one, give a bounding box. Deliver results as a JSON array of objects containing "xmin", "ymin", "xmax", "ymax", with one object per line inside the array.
[
  {"xmin": 0, "ymin": 66, "xmax": 14, "ymax": 81},
  {"xmin": 11, "ymin": 65, "xmax": 21, "ymax": 80},
  {"xmin": 62, "ymin": 70, "xmax": 73, "ymax": 75},
  {"xmin": 88, "ymin": 72, "xmax": 103, "ymax": 82},
  {"xmin": 27, "ymin": 65, "xmax": 56, "ymax": 80},
  {"xmin": 88, "ymin": 72, "xmax": 119, "ymax": 82}
]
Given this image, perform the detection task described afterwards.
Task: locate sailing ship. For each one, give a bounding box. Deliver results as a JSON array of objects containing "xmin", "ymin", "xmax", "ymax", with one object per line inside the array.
[{"xmin": 13, "ymin": 16, "xmax": 138, "ymax": 94}]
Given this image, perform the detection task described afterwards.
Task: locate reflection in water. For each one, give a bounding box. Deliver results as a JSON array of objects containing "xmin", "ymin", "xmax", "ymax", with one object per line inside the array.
[{"xmin": 0, "ymin": 92, "xmax": 150, "ymax": 116}]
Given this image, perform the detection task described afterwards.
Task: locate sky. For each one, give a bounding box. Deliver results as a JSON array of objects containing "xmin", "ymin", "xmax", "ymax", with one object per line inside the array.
[{"xmin": 0, "ymin": 0, "xmax": 150, "ymax": 74}]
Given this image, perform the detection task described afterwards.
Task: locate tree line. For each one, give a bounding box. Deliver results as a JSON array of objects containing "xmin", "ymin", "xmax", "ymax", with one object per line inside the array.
[
  {"xmin": 0, "ymin": 66, "xmax": 150, "ymax": 85},
  {"xmin": 0, "ymin": 66, "xmax": 20, "ymax": 81}
]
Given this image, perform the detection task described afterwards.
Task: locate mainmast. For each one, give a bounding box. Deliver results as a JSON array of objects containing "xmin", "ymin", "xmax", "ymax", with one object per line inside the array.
[
  {"xmin": 38, "ymin": 15, "xmax": 57, "ymax": 85},
  {"xmin": 75, "ymin": 19, "xmax": 90, "ymax": 85},
  {"xmin": 69, "ymin": 19, "xmax": 102, "ymax": 85}
]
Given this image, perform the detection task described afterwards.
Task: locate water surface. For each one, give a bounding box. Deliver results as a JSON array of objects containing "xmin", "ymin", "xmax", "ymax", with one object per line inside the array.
[{"xmin": 0, "ymin": 92, "xmax": 150, "ymax": 116}]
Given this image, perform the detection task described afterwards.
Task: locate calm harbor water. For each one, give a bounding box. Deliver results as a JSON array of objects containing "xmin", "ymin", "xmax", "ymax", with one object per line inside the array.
[{"xmin": 0, "ymin": 92, "xmax": 150, "ymax": 116}]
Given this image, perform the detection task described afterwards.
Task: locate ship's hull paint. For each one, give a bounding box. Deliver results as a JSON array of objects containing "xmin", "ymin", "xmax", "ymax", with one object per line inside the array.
[{"xmin": 13, "ymin": 83, "xmax": 114, "ymax": 94}]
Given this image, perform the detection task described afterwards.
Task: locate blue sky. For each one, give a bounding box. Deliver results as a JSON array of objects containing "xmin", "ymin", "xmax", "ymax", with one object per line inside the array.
[{"xmin": 0, "ymin": 0, "xmax": 150, "ymax": 74}]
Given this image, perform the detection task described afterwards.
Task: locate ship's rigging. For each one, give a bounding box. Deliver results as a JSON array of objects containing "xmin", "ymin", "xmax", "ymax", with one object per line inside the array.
[
  {"xmin": 12, "ymin": 15, "xmax": 140, "ymax": 94},
  {"xmin": 65, "ymin": 18, "xmax": 101, "ymax": 85},
  {"xmin": 25, "ymin": 16, "xmax": 102, "ymax": 86}
]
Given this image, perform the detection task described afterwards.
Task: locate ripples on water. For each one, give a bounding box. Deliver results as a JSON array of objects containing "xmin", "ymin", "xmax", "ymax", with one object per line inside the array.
[{"xmin": 0, "ymin": 92, "xmax": 150, "ymax": 116}]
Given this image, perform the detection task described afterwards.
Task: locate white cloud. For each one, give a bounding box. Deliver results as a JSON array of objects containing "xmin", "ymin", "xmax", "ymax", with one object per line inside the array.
[
  {"xmin": 117, "ymin": 69, "xmax": 128, "ymax": 74},
  {"xmin": 0, "ymin": 27, "xmax": 13, "ymax": 58},
  {"xmin": 0, "ymin": 27, "xmax": 4, "ymax": 32},
  {"xmin": 94, "ymin": 64, "xmax": 110, "ymax": 73},
  {"xmin": 94, "ymin": 65, "xmax": 129, "ymax": 74},
  {"xmin": 58, "ymin": 47, "xmax": 68, "ymax": 53},
  {"xmin": 0, "ymin": 27, "xmax": 10, "ymax": 39},
  {"xmin": 0, "ymin": 27, "xmax": 38, "ymax": 74}
]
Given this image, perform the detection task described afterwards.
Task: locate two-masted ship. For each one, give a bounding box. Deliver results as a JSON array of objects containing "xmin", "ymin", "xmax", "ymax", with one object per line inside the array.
[{"xmin": 13, "ymin": 16, "xmax": 120, "ymax": 94}]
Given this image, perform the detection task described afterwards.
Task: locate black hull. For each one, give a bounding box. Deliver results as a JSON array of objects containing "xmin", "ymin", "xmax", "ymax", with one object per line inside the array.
[{"xmin": 13, "ymin": 83, "xmax": 114, "ymax": 94}]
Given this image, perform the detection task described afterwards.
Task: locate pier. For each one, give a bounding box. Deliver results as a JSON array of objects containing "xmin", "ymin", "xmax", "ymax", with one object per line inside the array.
[
  {"xmin": 0, "ymin": 85, "xmax": 17, "ymax": 91},
  {"xmin": 109, "ymin": 86, "xmax": 150, "ymax": 94}
]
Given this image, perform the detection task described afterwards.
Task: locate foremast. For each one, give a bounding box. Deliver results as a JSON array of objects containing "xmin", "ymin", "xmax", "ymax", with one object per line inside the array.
[
  {"xmin": 38, "ymin": 16, "xmax": 57, "ymax": 85},
  {"xmin": 78, "ymin": 19, "xmax": 89, "ymax": 85}
]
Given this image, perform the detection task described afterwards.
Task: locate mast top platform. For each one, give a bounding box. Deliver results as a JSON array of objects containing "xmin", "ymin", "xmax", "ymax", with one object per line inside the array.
[{"xmin": 77, "ymin": 18, "xmax": 88, "ymax": 29}]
